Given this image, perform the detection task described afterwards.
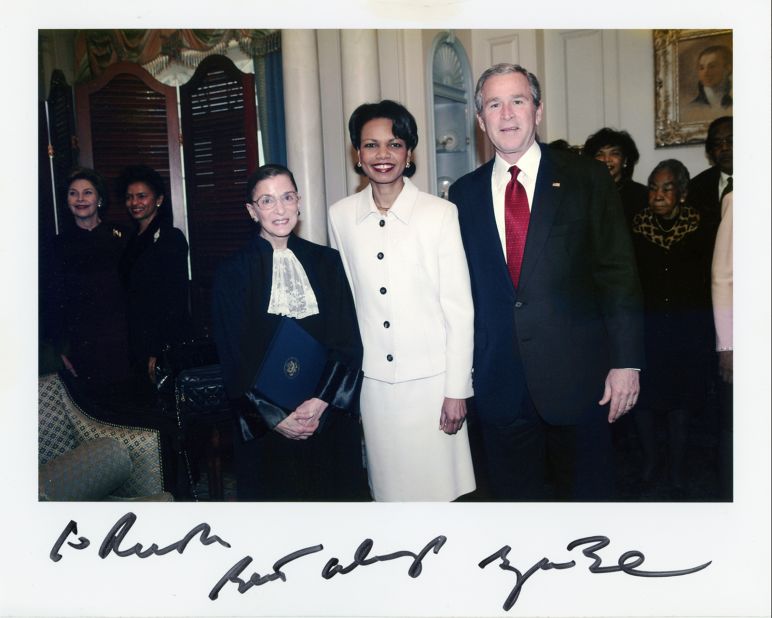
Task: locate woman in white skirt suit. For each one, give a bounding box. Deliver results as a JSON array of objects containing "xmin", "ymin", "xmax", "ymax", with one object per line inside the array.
[{"xmin": 328, "ymin": 100, "xmax": 476, "ymax": 501}]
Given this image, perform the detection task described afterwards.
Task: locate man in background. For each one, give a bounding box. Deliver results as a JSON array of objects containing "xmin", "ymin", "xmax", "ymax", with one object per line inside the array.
[{"xmin": 688, "ymin": 115, "xmax": 733, "ymax": 234}]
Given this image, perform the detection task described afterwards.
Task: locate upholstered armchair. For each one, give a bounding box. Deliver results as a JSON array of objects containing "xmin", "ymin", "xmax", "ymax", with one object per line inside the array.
[{"xmin": 38, "ymin": 373, "xmax": 173, "ymax": 501}]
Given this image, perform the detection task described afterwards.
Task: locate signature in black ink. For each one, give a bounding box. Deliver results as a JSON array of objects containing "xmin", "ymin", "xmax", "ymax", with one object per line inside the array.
[
  {"xmin": 49, "ymin": 512, "xmax": 230, "ymax": 563},
  {"xmin": 210, "ymin": 536, "xmax": 447, "ymax": 601},
  {"xmin": 322, "ymin": 536, "xmax": 446, "ymax": 579},
  {"xmin": 209, "ymin": 546, "xmax": 324, "ymax": 600},
  {"xmin": 479, "ymin": 535, "xmax": 712, "ymax": 611}
]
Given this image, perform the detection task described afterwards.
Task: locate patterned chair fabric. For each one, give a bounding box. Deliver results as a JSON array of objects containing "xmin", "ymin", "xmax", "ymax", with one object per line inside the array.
[
  {"xmin": 38, "ymin": 374, "xmax": 168, "ymax": 499},
  {"xmin": 39, "ymin": 375, "xmax": 78, "ymax": 464},
  {"xmin": 39, "ymin": 437, "xmax": 132, "ymax": 501}
]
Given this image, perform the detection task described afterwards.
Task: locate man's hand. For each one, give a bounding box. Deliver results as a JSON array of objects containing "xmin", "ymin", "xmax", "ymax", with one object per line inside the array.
[
  {"xmin": 599, "ymin": 368, "xmax": 640, "ymax": 423},
  {"xmin": 439, "ymin": 397, "xmax": 467, "ymax": 435}
]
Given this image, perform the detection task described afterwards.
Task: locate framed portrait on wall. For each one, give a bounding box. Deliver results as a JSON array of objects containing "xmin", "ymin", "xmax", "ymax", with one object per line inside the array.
[{"xmin": 654, "ymin": 29, "xmax": 732, "ymax": 146}]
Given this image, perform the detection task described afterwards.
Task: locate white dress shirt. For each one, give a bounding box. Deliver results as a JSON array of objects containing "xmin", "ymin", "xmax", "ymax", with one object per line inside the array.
[
  {"xmin": 490, "ymin": 141, "xmax": 542, "ymax": 260},
  {"xmin": 718, "ymin": 171, "xmax": 732, "ymax": 202}
]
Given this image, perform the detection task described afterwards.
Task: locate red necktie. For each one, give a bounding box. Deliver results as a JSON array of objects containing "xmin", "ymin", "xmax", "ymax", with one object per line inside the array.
[{"xmin": 504, "ymin": 165, "xmax": 530, "ymax": 287}]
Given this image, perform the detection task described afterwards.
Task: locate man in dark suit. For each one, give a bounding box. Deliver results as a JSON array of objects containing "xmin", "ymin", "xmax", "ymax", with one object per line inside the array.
[
  {"xmin": 449, "ymin": 63, "xmax": 644, "ymax": 500},
  {"xmin": 687, "ymin": 115, "xmax": 733, "ymax": 234}
]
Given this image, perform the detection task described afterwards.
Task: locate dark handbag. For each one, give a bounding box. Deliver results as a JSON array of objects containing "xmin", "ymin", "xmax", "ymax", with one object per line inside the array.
[
  {"xmin": 155, "ymin": 338, "xmax": 219, "ymax": 394},
  {"xmin": 174, "ymin": 364, "xmax": 231, "ymax": 427},
  {"xmin": 173, "ymin": 363, "xmax": 231, "ymax": 501}
]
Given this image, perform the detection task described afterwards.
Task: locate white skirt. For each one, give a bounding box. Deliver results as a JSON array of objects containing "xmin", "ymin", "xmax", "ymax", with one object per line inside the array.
[{"xmin": 360, "ymin": 373, "xmax": 476, "ymax": 501}]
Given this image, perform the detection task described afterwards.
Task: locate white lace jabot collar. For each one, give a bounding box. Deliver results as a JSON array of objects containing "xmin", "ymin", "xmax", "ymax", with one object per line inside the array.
[{"xmin": 267, "ymin": 248, "xmax": 319, "ymax": 319}]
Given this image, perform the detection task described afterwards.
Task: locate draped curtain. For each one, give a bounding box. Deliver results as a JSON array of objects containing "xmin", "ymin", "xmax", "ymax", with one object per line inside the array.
[
  {"xmin": 74, "ymin": 29, "xmax": 264, "ymax": 82},
  {"xmin": 74, "ymin": 29, "xmax": 286, "ymax": 162},
  {"xmin": 255, "ymin": 42, "xmax": 286, "ymax": 165}
]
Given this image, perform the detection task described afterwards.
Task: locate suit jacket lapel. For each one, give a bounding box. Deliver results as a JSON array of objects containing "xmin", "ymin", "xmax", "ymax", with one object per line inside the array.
[
  {"xmin": 519, "ymin": 147, "xmax": 562, "ymax": 292},
  {"xmin": 474, "ymin": 160, "xmax": 516, "ymax": 299}
]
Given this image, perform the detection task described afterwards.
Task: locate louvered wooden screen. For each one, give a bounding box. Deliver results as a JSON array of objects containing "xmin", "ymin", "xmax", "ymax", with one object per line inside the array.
[
  {"xmin": 40, "ymin": 71, "xmax": 77, "ymax": 242},
  {"xmin": 46, "ymin": 70, "xmax": 78, "ymax": 222},
  {"xmin": 180, "ymin": 55, "xmax": 259, "ymax": 335},
  {"xmin": 75, "ymin": 62, "xmax": 182, "ymax": 227}
]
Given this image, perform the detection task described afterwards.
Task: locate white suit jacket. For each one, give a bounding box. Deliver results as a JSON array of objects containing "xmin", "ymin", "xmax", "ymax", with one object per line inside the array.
[{"xmin": 328, "ymin": 178, "xmax": 474, "ymax": 398}]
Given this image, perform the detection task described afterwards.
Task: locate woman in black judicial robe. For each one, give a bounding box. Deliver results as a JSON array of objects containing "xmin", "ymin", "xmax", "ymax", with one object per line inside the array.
[
  {"xmin": 117, "ymin": 165, "xmax": 191, "ymax": 397},
  {"xmin": 212, "ymin": 164, "xmax": 368, "ymax": 501}
]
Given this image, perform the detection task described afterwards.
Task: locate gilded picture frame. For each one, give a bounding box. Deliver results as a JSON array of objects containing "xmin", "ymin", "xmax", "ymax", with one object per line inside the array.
[{"xmin": 654, "ymin": 29, "xmax": 733, "ymax": 147}]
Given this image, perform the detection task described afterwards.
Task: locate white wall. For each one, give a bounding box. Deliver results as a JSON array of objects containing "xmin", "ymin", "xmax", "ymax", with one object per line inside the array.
[
  {"xmin": 465, "ymin": 29, "xmax": 714, "ymax": 184},
  {"xmin": 615, "ymin": 30, "xmax": 713, "ymax": 184}
]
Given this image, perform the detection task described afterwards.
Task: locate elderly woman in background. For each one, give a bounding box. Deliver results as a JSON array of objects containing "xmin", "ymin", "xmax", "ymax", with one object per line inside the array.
[
  {"xmin": 212, "ymin": 164, "xmax": 368, "ymax": 501},
  {"xmin": 630, "ymin": 159, "xmax": 714, "ymax": 497},
  {"xmin": 117, "ymin": 165, "xmax": 191, "ymax": 396},
  {"xmin": 43, "ymin": 167, "xmax": 130, "ymax": 389},
  {"xmin": 583, "ymin": 127, "xmax": 648, "ymax": 226},
  {"xmin": 328, "ymin": 100, "xmax": 476, "ymax": 502}
]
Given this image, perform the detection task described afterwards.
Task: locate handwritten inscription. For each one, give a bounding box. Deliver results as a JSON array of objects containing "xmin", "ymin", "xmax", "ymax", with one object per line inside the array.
[
  {"xmin": 209, "ymin": 546, "xmax": 325, "ymax": 599},
  {"xmin": 49, "ymin": 513, "xmax": 711, "ymax": 611},
  {"xmin": 210, "ymin": 536, "xmax": 446, "ymax": 600},
  {"xmin": 321, "ymin": 536, "xmax": 446, "ymax": 579},
  {"xmin": 479, "ymin": 535, "xmax": 712, "ymax": 610},
  {"xmin": 50, "ymin": 512, "xmax": 230, "ymax": 562}
]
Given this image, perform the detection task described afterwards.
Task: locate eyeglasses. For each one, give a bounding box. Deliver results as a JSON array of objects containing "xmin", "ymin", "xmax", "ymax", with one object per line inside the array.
[{"xmin": 251, "ymin": 191, "xmax": 300, "ymax": 210}]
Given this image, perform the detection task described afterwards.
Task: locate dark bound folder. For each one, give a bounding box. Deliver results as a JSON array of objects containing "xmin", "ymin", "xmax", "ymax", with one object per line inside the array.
[{"xmin": 249, "ymin": 317, "xmax": 327, "ymax": 411}]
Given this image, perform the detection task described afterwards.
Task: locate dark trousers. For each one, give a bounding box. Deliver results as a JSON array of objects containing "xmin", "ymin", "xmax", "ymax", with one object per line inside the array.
[{"xmin": 479, "ymin": 391, "xmax": 614, "ymax": 501}]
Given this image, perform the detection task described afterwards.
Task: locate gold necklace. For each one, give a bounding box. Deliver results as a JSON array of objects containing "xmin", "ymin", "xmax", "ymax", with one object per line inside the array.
[
  {"xmin": 654, "ymin": 216, "xmax": 677, "ymax": 233},
  {"xmin": 653, "ymin": 205, "xmax": 681, "ymax": 233}
]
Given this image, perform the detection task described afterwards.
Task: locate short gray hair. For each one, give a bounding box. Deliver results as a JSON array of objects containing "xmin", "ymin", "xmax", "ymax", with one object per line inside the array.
[
  {"xmin": 474, "ymin": 63, "xmax": 542, "ymax": 114},
  {"xmin": 648, "ymin": 159, "xmax": 691, "ymax": 199}
]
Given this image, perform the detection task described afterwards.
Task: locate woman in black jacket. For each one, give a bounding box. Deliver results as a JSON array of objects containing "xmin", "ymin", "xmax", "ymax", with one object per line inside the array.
[
  {"xmin": 631, "ymin": 159, "xmax": 714, "ymax": 496},
  {"xmin": 212, "ymin": 164, "xmax": 368, "ymax": 501},
  {"xmin": 583, "ymin": 127, "xmax": 649, "ymax": 227},
  {"xmin": 44, "ymin": 167, "xmax": 130, "ymax": 389},
  {"xmin": 117, "ymin": 165, "xmax": 191, "ymax": 396}
]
